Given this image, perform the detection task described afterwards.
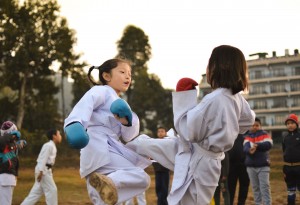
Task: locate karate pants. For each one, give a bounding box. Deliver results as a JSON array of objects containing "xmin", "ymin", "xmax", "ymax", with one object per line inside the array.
[
  {"xmin": 126, "ymin": 135, "xmax": 220, "ymax": 205},
  {"xmin": 0, "ymin": 185, "xmax": 14, "ymax": 205},
  {"xmin": 21, "ymin": 169, "xmax": 57, "ymax": 205},
  {"xmin": 124, "ymin": 192, "xmax": 147, "ymax": 205},
  {"xmin": 86, "ymin": 151, "xmax": 150, "ymax": 205}
]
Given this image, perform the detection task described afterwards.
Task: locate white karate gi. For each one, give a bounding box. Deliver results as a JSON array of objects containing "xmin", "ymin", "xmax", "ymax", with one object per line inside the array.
[
  {"xmin": 21, "ymin": 140, "xmax": 58, "ymax": 205},
  {"xmin": 64, "ymin": 85, "xmax": 151, "ymax": 205},
  {"xmin": 127, "ymin": 88, "xmax": 255, "ymax": 205},
  {"xmin": 124, "ymin": 192, "xmax": 147, "ymax": 205},
  {"xmin": 0, "ymin": 173, "xmax": 16, "ymax": 205}
]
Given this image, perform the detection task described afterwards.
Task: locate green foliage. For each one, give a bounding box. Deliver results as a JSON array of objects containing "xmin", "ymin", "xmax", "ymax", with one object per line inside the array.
[
  {"xmin": 71, "ymin": 68, "xmax": 91, "ymax": 107},
  {"xmin": 0, "ymin": 0, "xmax": 84, "ymax": 153},
  {"xmin": 116, "ymin": 25, "xmax": 174, "ymax": 135}
]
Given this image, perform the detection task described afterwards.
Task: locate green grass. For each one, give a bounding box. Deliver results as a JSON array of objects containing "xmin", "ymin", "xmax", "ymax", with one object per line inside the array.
[{"xmin": 12, "ymin": 147, "xmax": 292, "ymax": 205}]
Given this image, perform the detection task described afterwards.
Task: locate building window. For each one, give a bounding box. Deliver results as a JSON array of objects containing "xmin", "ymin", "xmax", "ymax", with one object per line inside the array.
[
  {"xmin": 250, "ymin": 84, "xmax": 265, "ymax": 95},
  {"xmin": 273, "ymin": 98, "xmax": 286, "ymax": 108},
  {"xmin": 254, "ymin": 100, "xmax": 267, "ymax": 109},
  {"xmin": 275, "ymin": 115, "xmax": 286, "ymax": 125},
  {"xmin": 294, "ymin": 97, "xmax": 300, "ymax": 107},
  {"xmin": 271, "ymin": 83, "xmax": 285, "ymax": 93},
  {"xmin": 272, "ymin": 67, "xmax": 285, "ymax": 77},
  {"xmin": 258, "ymin": 116, "xmax": 267, "ymax": 126},
  {"xmin": 291, "ymin": 81, "xmax": 300, "ymax": 91},
  {"xmin": 294, "ymin": 66, "xmax": 300, "ymax": 75},
  {"xmin": 254, "ymin": 70, "xmax": 263, "ymax": 79}
]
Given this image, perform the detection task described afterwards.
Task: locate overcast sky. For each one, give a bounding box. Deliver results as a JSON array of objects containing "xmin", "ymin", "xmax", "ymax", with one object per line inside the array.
[{"xmin": 56, "ymin": 0, "xmax": 300, "ymax": 89}]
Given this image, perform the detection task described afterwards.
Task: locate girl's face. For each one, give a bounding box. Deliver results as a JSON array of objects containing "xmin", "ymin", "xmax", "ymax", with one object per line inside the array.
[
  {"xmin": 103, "ymin": 62, "xmax": 132, "ymax": 95},
  {"xmin": 286, "ymin": 120, "xmax": 298, "ymax": 132}
]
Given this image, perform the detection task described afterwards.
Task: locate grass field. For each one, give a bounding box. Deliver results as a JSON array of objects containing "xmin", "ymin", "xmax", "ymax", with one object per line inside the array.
[{"xmin": 12, "ymin": 146, "xmax": 295, "ymax": 205}]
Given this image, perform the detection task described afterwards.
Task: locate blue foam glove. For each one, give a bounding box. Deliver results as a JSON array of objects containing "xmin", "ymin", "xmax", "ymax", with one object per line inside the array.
[
  {"xmin": 64, "ymin": 122, "xmax": 89, "ymax": 149},
  {"xmin": 110, "ymin": 99, "xmax": 133, "ymax": 126},
  {"xmin": 10, "ymin": 131, "xmax": 21, "ymax": 140}
]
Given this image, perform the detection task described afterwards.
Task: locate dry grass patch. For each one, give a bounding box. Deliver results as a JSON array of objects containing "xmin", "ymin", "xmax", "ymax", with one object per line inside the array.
[{"xmin": 12, "ymin": 147, "xmax": 297, "ymax": 205}]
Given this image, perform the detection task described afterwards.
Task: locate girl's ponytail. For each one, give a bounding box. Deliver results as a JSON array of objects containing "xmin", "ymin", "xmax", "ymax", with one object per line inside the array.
[{"xmin": 87, "ymin": 66, "xmax": 101, "ymax": 85}]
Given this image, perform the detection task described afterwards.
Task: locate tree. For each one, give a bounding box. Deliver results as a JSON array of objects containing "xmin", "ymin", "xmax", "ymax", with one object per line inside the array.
[
  {"xmin": 116, "ymin": 25, "xmax": 151, "ymax": 104},
  {"xmin": 71, "ymin": 69, "xmax": 91, "ymax": 107},
  {"xmin": 116, "ymin": 25, "xmax": 173, "ymax": 135},
  {"xmin": 0, "ymin": 0, "xmax": 84, "ymax": 129}
]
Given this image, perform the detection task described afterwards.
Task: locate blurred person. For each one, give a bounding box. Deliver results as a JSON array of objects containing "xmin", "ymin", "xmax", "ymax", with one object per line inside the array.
[
  {"xmin": 0, "ymin": 121, "xmax": 26, "ymax": 205},
  {"xmin": 228, "ymin": 134, "xmax": 250, "ymax": 205},
  {"xmin": 243, "ymin": 118, "xmax": 272, "ymax": 205},
  {"xmin": 152, "ymin": 127, "xmax": 170, "ymax": 205},
  {"xmin": 282, "ymin": 114, "xmax": 300, "ymax": 205},
  {"xmin": 21, "ymin": 128, "xmax": 62, "ymax": 205},
  {"xmin": 214, "ymin": 152, "xmax": 230, "ymax": 205}
]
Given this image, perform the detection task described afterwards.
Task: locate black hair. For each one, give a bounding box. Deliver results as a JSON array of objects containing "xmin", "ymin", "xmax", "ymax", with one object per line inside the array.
[
  {"xmin": 157, "ymin": 126, "xmax": 167, "ymax": 131},
  {"xmin": 207, "ymin": 45, "xmax": 248, "ymax": 95},
  {"xmin": 46, "ymin": 129, "xmax": 58, "ymax": 140},
  {"xmin": 87, "ymin": 58, "xmax": 131, "ymax": 85},
  {"xmin": 255, "ymin": 117, "xmax": 261, "ymax": 125}
]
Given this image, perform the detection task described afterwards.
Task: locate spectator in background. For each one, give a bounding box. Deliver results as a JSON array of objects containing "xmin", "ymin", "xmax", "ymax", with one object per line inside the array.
[
  {"xmin": 228, "ymin": 134, "xmax": 250, "ymax": 205},
  {"xmin": 152, "ymin": 127, "xmax": 170, "ymax": 205},
  {"xmin": 244, "ymin": 117, "xmax": 273, "ymax": 205},
  {"xmin": 282, "ymin": 114, "xmax": 300, "ymax": 205},
  {"xmin": 21, "ymin": 128, "xmax": 62, "ymax": 205},
  {"xmin": 214, "ymin": 152, "xmax": 230, "ymax": 205},
  {"xmin": 0, "ymin": 121, "xmax": 26, "ymax": 205}
]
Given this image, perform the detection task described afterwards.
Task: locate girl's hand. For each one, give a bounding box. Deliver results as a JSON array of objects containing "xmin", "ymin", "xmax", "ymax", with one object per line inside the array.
[{"xmin": 110, "ymin": 99, "xmax": 132, "ymax": 126}]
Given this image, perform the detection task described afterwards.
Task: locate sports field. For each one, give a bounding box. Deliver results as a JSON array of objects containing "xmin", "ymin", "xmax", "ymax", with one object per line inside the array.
[{"xmin": 12, "ymin": 147, "xmax": 289, "ymax": 205}]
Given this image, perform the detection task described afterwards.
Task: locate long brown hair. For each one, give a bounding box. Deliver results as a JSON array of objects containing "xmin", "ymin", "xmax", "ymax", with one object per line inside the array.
[{"xmin": 207, "ymin": 45, "xmax": 248, "ymax": 94}]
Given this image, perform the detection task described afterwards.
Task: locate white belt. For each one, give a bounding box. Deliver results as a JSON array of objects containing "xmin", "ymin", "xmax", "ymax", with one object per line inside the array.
[{"xmin": 193, "ymin": 144, "xmax": 225, "ymax": 160}]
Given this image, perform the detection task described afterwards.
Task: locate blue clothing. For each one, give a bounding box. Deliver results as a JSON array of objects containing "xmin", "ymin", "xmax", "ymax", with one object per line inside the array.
[
  {"xmin": 0, "ymin": 133, "xmax": 19, "ymax": 176},
  {"xmin": 243, "ymin": 130, "xmax": 273, "ymax": 167}
]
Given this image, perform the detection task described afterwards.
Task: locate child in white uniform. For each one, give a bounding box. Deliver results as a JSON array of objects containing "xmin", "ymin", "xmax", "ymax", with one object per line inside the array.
[
  {"xmin": 21, "ymin": 128, "xmax": 62, "ymax": 205},
  {"xmin": 64, "ymin": 59, "xmax": 151, "ymax": 205},
  {"xmin": 127, "ymin": 45, "xmax": 255, "ymax": 205}
]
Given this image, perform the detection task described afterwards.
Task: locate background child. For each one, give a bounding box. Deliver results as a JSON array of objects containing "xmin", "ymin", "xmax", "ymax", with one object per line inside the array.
[
  {"xmin": 152, "ymin": 127, "xmax": 170, "ymax": 205},
  {"xmin": 228, "ymin": 134, "xmax": 250, "ymax": 205},
  {"xmin": 0, "ymin": 121, "xmax": 26, "ymax": 205},
  {"xmin": 214, "ymin": 152, "xmax": 230, "ymax": 205},
  {"xmin": 243, "ymin": 117, "xmax": 273, "ymax": 205},
  {"xmin": 21, "ymin": 128, "xmax": 62, "ymax": 205},
  {"xmin": 282, "ymin": 114, "xmax": 300, "ymax": 205},
  {"xmin": 64, "ymin": 59, "xmax": 151, "ymax": 205}
]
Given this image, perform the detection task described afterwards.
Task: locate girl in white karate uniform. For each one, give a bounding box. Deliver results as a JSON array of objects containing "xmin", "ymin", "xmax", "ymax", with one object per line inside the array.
[
  {"xmin": 64, "ymin": 59, "xmax": 151, "ymax": 205},
  {"xmin": 127, "ymin": 45, "xmax": 255, "ymax": 205}
]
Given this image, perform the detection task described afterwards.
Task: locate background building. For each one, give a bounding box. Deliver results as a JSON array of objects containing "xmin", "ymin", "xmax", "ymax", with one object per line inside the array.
[{"xmin": 199, "ymin": 49, "xmax": 300, "ymax": 142}]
